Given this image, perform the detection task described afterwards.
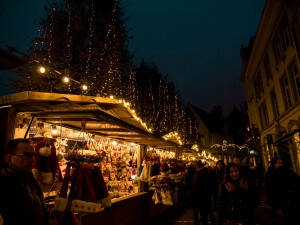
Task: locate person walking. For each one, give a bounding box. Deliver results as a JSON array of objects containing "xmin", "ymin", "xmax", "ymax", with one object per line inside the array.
[
  {"xmin": 217, "ymin": 163, "xmax": 249, "ymax": 225},
  {"xmin": 266, "ymin": 157, "xmax": 300, "ymax": 224},
  {"xmin": 193, "ymin": 161, "xmax": 215, "ymax": 225},
  {"xmin": 212, "ymin": 160, "xmax": 225, "ymax": 212},
  {"xmin": 0, "ymin": 138, "xmax": 49, "ymax": 225}
]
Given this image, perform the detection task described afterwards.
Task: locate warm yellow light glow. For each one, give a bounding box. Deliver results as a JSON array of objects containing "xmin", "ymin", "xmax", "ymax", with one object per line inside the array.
[
  {"xmin": 39, "ymin": 66, "xmax": 46, "ymax": 73},
  {"xmin": 82, "ymin": 84, "xmax": 88, "ymax": 91},
  {"xmin": 112, "ymin": 141, "xmax": 117, "ymax": 146},
  {"xmin": 63, "ymin": 76, "xmax": 70, "ymax": 83},
  {"xmin": 51, "ymin": 129, "xmax": 58, "ymax": 135},
  {"xmin": 110, "ymin": 95, "xmax": 114, "ymax": 99},
  {"xmin": 118, "ymin": 100, "xmax": 122, "ymax": 103}
]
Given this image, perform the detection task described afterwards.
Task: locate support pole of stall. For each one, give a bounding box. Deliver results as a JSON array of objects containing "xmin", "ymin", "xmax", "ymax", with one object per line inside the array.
[
  {"xmin": 0, "ymin": 106, "xmax": 16, "ymax": 169},
  {"xmin": 175, "ymin": 148, "xmax": 180, "ymax": 160},
  {"xmin": 24, "ymin": 114, "xmax": 35, "ymax": 138}
]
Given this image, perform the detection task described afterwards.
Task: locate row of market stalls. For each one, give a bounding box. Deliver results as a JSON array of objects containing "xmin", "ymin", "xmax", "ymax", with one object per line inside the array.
[{"xmin": 0, "ymin": 91, "xmax": 218, "ymax": 225}]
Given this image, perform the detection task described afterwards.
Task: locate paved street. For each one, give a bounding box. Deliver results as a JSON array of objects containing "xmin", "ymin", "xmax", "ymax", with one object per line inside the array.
[{"xmin": 149, "ymin": 191, "xmax": 286, "ymax": 225}]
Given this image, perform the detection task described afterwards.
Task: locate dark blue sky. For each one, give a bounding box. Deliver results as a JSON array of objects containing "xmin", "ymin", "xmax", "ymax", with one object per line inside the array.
[{"xmin": 0, "ymin": 0, "xmax": 265, "ymax": 114}]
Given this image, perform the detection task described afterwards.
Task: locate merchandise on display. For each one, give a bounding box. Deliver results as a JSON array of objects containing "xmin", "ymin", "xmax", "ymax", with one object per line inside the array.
[{"xmin": 14, "ymin": 114, "xmax": 140, "ymax": 205}]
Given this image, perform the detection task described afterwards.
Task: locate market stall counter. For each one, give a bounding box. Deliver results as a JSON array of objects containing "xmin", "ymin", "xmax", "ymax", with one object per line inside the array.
[{"xmin": 82, "ymin": 192, "xmax": 169, "ymax": 225}]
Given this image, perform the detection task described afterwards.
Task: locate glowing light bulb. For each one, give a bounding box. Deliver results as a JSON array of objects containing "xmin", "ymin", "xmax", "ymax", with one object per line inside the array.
[
  {"xmin": 110, "ymin": 95, "xmax": 114, "ymax": 99},
  {"xmin": 132, "ymin": 109, "xmax": 135, "ymax": 113},
  {"xmin": 51, "ymin": 129, "xmax": 58, "ymax": 135},
  {"xmin": 118, "ymin": 100, "xmax": 122, "ymax": 103},
  {"xmin": 39, "ymin": 66, "xmax": 46, "ymax": 73},
  {"xmin": 82, "ymin": 84, "xmax": 88, "ymax": 91},
  {"xmin": 63, "ymin": 76, "xmax": 70, "ymax": 83},
  {"xmin": 112, "ymin": 141, "xmax": 117, "ymax": 146}
]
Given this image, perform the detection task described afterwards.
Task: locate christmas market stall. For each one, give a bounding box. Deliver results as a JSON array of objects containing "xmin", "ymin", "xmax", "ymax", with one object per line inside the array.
[{"xmin": 0, "ymin": 91, "xmax": 184, "ymax": 225}]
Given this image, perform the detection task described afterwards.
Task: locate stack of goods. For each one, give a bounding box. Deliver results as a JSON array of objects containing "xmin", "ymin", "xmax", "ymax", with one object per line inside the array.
[
  {"xmin": 100, "ymin": 145, "xmax": 138, "ymax": 198},
  {"xmin": 149, "ymin": 175, "xmax": 177, "ymax": 206}
]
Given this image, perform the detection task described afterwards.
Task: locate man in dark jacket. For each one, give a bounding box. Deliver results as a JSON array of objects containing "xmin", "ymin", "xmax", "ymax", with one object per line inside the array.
[
  {"xmin": 193, "ymin": 161, "xmax": 215, "ymax": 225},
  {"xmin": 0, "ymin": 138, "xmax": 49, "ymax": 225}
]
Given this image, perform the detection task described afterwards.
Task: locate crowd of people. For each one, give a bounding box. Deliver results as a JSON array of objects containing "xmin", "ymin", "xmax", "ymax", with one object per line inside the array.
[
  {"xmin": 185, "ymin": 156, "xmax": 300, "ymax": 225},
  {"xmin": 1, "ymin": 138, "xmax": 300, "ymax": 225}
]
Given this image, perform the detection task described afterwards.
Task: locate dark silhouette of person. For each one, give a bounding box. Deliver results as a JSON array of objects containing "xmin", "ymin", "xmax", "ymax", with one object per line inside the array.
[
  {"xmin": 265, "ymin": 156, "xmax": 300, "ymax": 224},
  {"xmin": 0, "ymin": 139, "xmax": 49, "ymax": 225},
  {"xmin": 193, "ymin": 161, "xmax": 215, "ymax": 225},
  {"xmin": 212, "ymin": 160, "xmax": 225, "ymax": 211}
]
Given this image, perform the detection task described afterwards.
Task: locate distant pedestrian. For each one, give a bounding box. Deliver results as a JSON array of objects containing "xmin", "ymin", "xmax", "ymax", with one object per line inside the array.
[
  {"xmin": 193, "ymin": 161, "xmax": 215, "ymax": 225},
  {"xmin": 184, "ymin": 163, "xmax": 196, "ymax": 206},
  {"xmin": 232, "ymin": 156, "xmax": 241, "ymax": 166},
  {"xmin": 212, "ymin": 160, "xmax": 225, "ymax": 211},
  {"xmin": 217, "ymin": 163, "xmax": 249, "ymax": 225}
]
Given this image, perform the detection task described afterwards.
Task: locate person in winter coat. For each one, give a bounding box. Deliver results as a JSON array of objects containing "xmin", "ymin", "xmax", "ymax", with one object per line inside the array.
[
  {"xmin": 212, "ymin": 160, "xmax": 225, "ymax": 211},
  {"xmin": 266, "ymin": 157, "xmax": 300, "ymax": 224},
  {"xmin": 184, "ymin": 163, "xmax": 196, "ymax": 207},
  {"xmin": 193, "ymin": 161, "xmax": 215, "ymax": 225},
  {"xmin": 0, "ymin": 139, "xmax": 49, "ymax": 225},
  {"xmin": 217, "ymin": 163, "xmax": 249, "ymax": 225}
]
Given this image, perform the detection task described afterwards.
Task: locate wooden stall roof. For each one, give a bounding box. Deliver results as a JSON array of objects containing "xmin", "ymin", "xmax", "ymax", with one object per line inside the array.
[{"xmin": 0, "ymin": 91, "xmax": 183, "ymax": 148}]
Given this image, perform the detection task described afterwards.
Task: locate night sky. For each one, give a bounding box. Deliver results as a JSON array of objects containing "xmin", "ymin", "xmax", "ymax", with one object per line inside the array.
[{"xmin": 0, "ymin": 0, "xmax": 265, "ymax": 114}]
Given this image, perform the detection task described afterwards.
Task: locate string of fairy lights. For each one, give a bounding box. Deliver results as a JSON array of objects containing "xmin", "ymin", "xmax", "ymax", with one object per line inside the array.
[{"xmin": 24, "ymin": 0, "xmax": 203, "ymax": 148}]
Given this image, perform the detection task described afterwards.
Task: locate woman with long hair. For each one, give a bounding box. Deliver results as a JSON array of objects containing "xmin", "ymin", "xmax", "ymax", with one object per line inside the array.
[{"xmin": 217, "ymin": 163, "xmax": 249, "ymax": 225}]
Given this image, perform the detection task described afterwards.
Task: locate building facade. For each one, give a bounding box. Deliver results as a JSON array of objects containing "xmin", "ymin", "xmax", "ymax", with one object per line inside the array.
[
  {"xmin": 241, "ymin": 0, "xmax": 300, "ymax": 174},
  {"xmin": 187, "ymin": 104, "xmax": 236, "ymax": 163}
]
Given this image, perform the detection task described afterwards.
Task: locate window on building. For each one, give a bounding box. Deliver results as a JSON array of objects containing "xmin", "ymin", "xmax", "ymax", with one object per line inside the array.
[
  {"xmin": 264, "ymin": 54, "xmax": 273, "ymax": 81},
  {"xmin": 288, "ymin": 60, "xmax": 300, "ymax": 101},
  {"xmin": 272, "ymin": 14, "xmax": 293, "ymax": 63},
  {"xmin": 280, "ymin": 73, "xmax": 293, "ymax": 109},
  {"xmin": 270, "ymin": 89, "xmax": 280, "ymax": 119},
  {"xmin": 258, "ymin": 101, "xmax": 269, "ymax": 129},
  {"xmin": 254, "ymin": 72, "xmax": 264, "ymax": 100}
]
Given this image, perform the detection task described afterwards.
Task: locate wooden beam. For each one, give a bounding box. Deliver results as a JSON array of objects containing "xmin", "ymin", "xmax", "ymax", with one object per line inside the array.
[
  {"xmin": 90, "ymin": 128, "xmax": 130, "ymax": 132},
  {"xmin": 39, "ymin": 118, "xmax": 99, "ymax": 122}
]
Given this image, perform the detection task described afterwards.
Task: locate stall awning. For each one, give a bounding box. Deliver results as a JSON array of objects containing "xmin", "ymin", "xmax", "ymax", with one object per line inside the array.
[{"xmin": 0, "ymin": 91, "xmax": 181, "ymax": 148}]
